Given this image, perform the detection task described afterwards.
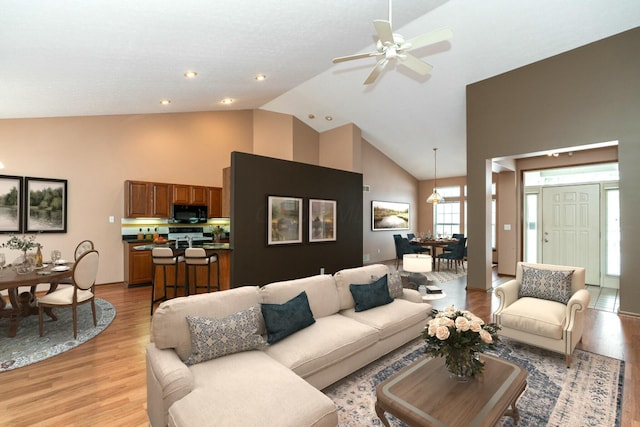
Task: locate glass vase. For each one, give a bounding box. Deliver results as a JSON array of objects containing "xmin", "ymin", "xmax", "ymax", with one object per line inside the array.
[{"xmin": 444, "ymin": 350, "xmax": 483, "ymax": 382}]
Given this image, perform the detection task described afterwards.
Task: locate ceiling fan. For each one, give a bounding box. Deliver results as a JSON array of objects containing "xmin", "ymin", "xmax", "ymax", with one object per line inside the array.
[{"xmin": 332, "ymin": 0, "xmax": 452, "ymax": 85}]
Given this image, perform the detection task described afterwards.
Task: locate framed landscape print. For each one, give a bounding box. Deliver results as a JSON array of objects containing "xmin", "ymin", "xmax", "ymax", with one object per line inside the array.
[
  {"xmin": 25, "ymin": 177, "xmax": 68, "ymax": 233},
  {"xmin": 267, "ymin": 196, "xmax": 302, "ymax": 245},
  {"xmin": 0, "ymin": 175, "xmax": 23, "ymax": 233},
  {"xmin": 372, "ymin": 200, "xmax": 410, "ymax": 231},
  {"xmin": 309, "ymin": 199, "xmax": 336, "ymax": 242}
]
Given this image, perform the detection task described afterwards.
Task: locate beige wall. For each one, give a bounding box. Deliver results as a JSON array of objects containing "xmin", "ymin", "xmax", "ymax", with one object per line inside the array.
[
  {"xmin": 467, "ymin": 27, "xmax": 640, "ymax": 315},
  {"xmin": 253, "ymin": 110, "xmax": 293, "ymax": 160},
  {"xmin": 362, "ymin": 140, "xmax": 418, "ymax": 264},
  {"xmin": 0, "ymin": 111, "xmax": 254, "ymax": 284},
  {"xmin": 497, "ymin": 171, "xmax": 517, "ymax": 275},
  {"xmin": 292, "ymin": 116, "xmax": 320, "ymax": 165},
  {"xmin": 319, "ymin": 124, "xmax": 362, "ymax": 173}
]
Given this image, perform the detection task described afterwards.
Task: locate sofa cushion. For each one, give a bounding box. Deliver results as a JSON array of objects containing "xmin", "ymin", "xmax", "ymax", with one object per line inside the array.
[
  {"xmin": 340, "ymin": 298, "xmax": 430, "ymax": 340},
  {"xmin": 170, "ymin": 351, "xmax": 338, "ymax": 427},
  {"xmin": 152, "ymin": 286, "xmax": 261, "ymax": 361},
  {"xmin": 184, "ymin": 305, "xmax": 266, "ymax": 365},
  {"xmin": 519, "ymin": 265, "xmax": 574, "ymax": 304},
  {"xmin": 349, "ymin": 275, "xmax": 393, "ymax": 312},
  {"xmin": 334, "ymin": 264, "xmax": 390, "ymax": 310},
  {"xmin": 263, "ymin": 314, "xmax": 378, "ymax": 379},
  {"xmin": 498, "ymin": 297, "xmax": 566, "ymax": 339},
  {"xmin": 260, "ymin": 274, "xmax": 341, "ymax": 318},
  {"xmin": 386, "ymin": 271, "xmax": 404, "ymax": 298},
  {"xmin": 262, "ymin": 291, "xmax": 316, "ymax": 344}
]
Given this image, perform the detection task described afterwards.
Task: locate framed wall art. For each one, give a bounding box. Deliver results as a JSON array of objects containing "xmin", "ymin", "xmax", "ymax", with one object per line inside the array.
[
  {"xmin": 0, "ymin": 175, "xmax": 24, "ymax": 233},
  {"xmin": 25, "ymin": 177, "xmax": 68, "ymax": 233},
  {"xmin": 371, "ymin": 200, "xmax": 410, "ymax": 231},
  {"xmin": 309, "ymin": 199, "xmax": 336, "ymax": 242},
  {"xmin": 267, "ymin": 195, "xmax": 302, "ymax": 245}
]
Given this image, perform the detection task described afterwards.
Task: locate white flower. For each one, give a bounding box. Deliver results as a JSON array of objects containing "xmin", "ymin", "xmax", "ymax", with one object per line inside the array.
[
  {"xmin": 455, "ymin": 316, "xmax": 470, "ymax": 332},
  {"xmin": 469, "ymin": 320, "xmax": 483, "ymax": 333},
  {"xmin": 435, "ymin": 326, "xmax": 450, "ymax": 340},
  {"xmin": 479, "ymin": 329, "xmax": 493, "ymax": 344}
]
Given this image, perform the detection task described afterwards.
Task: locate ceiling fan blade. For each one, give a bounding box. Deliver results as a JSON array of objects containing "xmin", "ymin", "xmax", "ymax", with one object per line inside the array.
[
  {"xmin": 332, "ymin": 51, "xmax": 380, "ymax": 64},
  {"xmin": 363, "ymin": 58, "xmax": 388, "ymax": 85},
  {"xmin": 373, "ymin": 20, "xmax": 394, "ymax": 45},
  {"xmin": 404, "ymin": 28, "xmax": 453, "ymax": 51},
  {"xmin": 399, "ymin": 53, "xmax": 433, "ymax": 76}
]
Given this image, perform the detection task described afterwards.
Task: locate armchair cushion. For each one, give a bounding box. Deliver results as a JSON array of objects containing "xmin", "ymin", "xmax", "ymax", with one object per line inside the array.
[
  {"xmin": 519, "ymin": 265, "xmax": 574, "ymax": 304},
  {"xmin": 497, "ymin": 297, "xmax": 567, "ymax": 340},
  {"xmin": 185, "ymin": 305, "xmax": 266, "ymax": 365}
]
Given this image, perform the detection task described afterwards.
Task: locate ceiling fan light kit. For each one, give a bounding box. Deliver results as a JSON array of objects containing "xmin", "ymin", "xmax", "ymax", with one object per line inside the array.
[
  {"xmin": 427, "ymin": 147, "xmax": 444, "ymax": 204},
  {"xmin": 332, "ymin": 0, "xmax": 452, "ymax": 85}
]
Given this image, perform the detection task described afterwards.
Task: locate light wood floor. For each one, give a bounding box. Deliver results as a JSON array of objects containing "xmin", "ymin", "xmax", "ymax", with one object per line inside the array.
[{"xmin": 0, "ymin": 271, "xmax": 638, "ymax": 427}]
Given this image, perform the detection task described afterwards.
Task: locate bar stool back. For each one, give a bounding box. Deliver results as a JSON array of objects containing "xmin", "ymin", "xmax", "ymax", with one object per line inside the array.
[
  {"xmin": 184, "ymin": 248, "xmax": 220, "ymax": 295},
  {"xmin": 151, "ymin": 247, "xmax": 185, "ymax": 315}
]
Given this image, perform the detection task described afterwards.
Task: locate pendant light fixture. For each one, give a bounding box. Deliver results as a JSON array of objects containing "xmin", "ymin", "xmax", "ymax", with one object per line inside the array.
[{"xmin": 426, "ymin": 148, "xmax": 444, "ymax": 204}]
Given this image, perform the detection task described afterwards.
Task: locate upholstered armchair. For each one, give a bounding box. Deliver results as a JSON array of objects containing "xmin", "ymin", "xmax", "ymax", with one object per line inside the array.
[{"xmin": 492, "ymin": 262, "xmax": 590, "ymax": 367}]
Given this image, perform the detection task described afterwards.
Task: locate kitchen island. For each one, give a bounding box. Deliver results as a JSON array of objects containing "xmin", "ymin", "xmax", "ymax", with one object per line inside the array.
[{"xmin": 129, "ymin": 244, "xmax": 231, "ymax": 306}]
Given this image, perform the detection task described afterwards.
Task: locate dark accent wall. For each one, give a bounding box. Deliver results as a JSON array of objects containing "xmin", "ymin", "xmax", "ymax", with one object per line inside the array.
[{"xmin": 230, "ymin": 152, "xmax": 363, "ymax": 287}]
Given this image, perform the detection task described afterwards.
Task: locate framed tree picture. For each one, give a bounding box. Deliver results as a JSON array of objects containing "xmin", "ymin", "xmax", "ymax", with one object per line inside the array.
[
  {"xmin": 0, "ymin": 175, "xmax": 24, "ymax": 233},
  {"xmin": 309, "ymin": 199, "xmax": 336, "ymax": 242},
  {"xmin": 25, "ymin": 177, "xmax": 68, "ymax": 233},
  {"xmin": 372, "ymin": 200, "xmax": 410, "ymax": 231},
  {"xmin": 267, "ymin": 196, "xmax": 302, "ymax": 245}
]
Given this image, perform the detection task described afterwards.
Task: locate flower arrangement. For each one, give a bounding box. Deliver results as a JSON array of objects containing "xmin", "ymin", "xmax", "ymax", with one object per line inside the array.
[
  {"xmin": 423, "ymin": 305, "xmax": 500, "ymax": 379},
  {"xmin": 1, "ymin": 234, "xmax": 39, "ymax": 253}
]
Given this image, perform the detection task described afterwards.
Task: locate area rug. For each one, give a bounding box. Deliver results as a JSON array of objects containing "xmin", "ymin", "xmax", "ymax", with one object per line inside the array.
[
  {"xmin": 0, "ymin": 297, "xmax": 116, "ymax": 372},
  {"xmin": 324, "ymin": 337, "xmax": 624, "ymax": 427}
]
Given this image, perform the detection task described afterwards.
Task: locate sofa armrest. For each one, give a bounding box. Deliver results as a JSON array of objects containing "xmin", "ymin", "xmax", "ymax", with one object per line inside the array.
[
  {"xmin": 493, "ymin": 279, "xmax": 520, "ymax": 321},
  {"xmin": 146, "ymin": 343, "xmax": 194, "ymax": 427},
  {"xmin": 400, "ymin": 288, "xmax": 423, "ymax": 303}
]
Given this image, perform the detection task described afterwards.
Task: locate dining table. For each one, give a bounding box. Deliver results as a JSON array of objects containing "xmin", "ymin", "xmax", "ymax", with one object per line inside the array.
[
  {"xmin": 0, "ymin": 262, "xmax": 73, "ymax": 337},
  {"xmin": 410, "ymin": 238, "xmax": 459, "ymax": 268}
]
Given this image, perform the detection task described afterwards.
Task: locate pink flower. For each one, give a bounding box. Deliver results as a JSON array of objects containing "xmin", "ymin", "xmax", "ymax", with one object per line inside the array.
[{"xmin": 435, "ymin": 326, "xmax": 450, "ymax": 340}]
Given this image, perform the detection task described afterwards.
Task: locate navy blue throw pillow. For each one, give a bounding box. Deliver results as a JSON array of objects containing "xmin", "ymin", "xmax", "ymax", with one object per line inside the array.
[
  {"xmin": 261, "ymin": 291, "xmax": 316, "ymax": 344},
  {"xmin": 349, "ymin": 275, "xmax": 393, "ymax": 312}
]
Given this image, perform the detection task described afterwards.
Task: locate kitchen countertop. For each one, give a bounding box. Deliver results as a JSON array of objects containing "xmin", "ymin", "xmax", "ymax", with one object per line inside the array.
[{"xmin": 133, "ymin": 243, "xmax": 231, "ymax": 251}]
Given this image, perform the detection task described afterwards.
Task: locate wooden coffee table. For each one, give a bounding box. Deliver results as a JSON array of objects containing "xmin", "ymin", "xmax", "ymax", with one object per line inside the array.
[{"xmin": 375, "ymin": 353, "xmax": 527, "ymax": 427}]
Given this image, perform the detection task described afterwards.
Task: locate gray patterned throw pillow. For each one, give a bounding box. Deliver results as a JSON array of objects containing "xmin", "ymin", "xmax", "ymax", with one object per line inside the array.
[
  {"xmin": 519, "ymin": 266, "xmax": 574, "ymax": 304},
  {"xmin": 185, "ymin": 305, "xmax": 266, "ymax": 365},
  {"xmin": 372, "ymin": 272, "xmax": 403, "ymax": 299}
]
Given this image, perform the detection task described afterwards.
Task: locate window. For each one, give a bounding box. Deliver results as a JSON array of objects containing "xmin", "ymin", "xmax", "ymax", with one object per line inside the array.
[
  {"xmin": 434, "ymin": 202, "xmax": 460, "ymax": 237},
  {"xmin": 605, "ymin": 188, "xmax": 620, "ymax": 276},
  {"xmin": 523, "ymin": 193, "xmax": 538, "ymax": 262}
]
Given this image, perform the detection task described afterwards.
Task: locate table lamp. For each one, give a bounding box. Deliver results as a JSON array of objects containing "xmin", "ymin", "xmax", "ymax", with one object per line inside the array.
[{"xmin": 402, "ymin": 254, "xmax": 432, "ymax": 289}]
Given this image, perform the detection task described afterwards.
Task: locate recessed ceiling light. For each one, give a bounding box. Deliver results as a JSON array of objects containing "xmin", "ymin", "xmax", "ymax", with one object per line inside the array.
[
  {"xmin": 160, "ymin": 99, "xmax": 171, "ymax": 105},
  {"xmin": 325, "ymin": 115, "xmax": 333, "ymax": 121},
  {"xmin": 220, "ymin": 98, "xmax": 234, "ymax": 105},
  {"xmin": 255, "ymin": 74, "xmax": 267, "ymax": 81},
  {"xmin": 184, "ymin": 71, "xmax": 198, "ymax": 78},
  {"xmin": 308, "ymin": 114, "xmax": 315, "ymax": 119}
]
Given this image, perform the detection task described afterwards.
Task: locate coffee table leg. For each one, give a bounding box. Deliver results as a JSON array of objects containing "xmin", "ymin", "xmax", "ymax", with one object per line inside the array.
[{"xmin": 375, "ymin": 402, "xmax": 391, "ymax": 427}]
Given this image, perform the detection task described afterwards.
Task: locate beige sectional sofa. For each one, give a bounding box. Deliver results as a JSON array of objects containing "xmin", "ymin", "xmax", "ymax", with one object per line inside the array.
[{"xmin": 146, "ymin": 264, "xmax": 431, "ymax": 427}]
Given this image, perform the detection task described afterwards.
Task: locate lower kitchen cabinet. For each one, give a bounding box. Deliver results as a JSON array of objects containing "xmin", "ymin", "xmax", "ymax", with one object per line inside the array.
[{"xmin": 124, "ymin": 242, "xmax": 153, "ymax": 286}]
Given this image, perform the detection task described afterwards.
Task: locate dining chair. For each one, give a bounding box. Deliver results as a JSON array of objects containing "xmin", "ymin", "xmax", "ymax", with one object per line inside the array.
[
  {"xmin": 441, "ymin": 234, "xmax": 464, "ymax": 254},
  {"xmin": 59, "ymin": 239, "xmax": 95, "ymax": 286},
  {"xmin": 436, "ymin": 237, "xmax": 467, "ymax": 272},
  {"xmin": 38, "ymin": 249, "xmax": 99, "ymax": 338},
  {"xmin": 394, "ymin": 235, "xmax": 430, "ymax": 269},
  {"xmin": 184, "ymin": 248, "xmax": 220, "ymax": 295}
]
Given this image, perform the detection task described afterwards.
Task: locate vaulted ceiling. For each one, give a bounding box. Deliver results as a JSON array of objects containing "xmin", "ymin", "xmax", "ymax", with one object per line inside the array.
[{"xmin": 1, "ymin": 0, "xmax": 638, "ymax": 179}]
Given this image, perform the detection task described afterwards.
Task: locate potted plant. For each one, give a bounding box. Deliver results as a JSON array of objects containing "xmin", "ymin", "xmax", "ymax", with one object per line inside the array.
[{"xmin": 1, "ymin": 234, "xmax": 40, "ymax": 274}]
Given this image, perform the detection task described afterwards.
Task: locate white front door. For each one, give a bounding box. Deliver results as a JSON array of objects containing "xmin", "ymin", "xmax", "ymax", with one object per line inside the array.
[{"xmin": 542, "ymin": 184, "xmax": 600, "ymax": 285}]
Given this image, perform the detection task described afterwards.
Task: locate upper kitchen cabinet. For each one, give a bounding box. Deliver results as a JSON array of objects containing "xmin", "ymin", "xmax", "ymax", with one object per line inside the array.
[
  {"xmin": 208, "ymin": 187, "xmax": 222, "ymax": 218},
  {"xmin": 124, "ymin": 180, "xmax": 171, "ymax": 218},
  {"xmin": 172, "ymin": 184, "xmax": 208, "ymax": 205}
]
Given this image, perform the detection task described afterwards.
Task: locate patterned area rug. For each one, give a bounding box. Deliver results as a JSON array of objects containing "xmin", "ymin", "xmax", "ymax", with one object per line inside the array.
[
  {"xmin": 0, "ymin": 298, "xmax": 116, "ymax": 372},
  {"xmin": 324, "ymin": 337, "xmax": 623, "ymax": 427}
]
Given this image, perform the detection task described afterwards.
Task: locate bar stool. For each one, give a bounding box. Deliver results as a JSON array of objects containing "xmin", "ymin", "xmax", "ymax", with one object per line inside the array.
[
  {"xmin": 184, "ymin": 248, "xmax": 220, "ymax": 295},
  {"xmin": 150, "ymin": 247, "xmax": 185, "ymax": 315}
]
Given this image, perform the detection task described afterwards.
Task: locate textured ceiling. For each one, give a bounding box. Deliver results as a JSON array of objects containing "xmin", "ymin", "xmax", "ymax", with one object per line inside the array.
[{"xmin": 1, "ymin": 0, "xmax": 639, "ymax": 179}]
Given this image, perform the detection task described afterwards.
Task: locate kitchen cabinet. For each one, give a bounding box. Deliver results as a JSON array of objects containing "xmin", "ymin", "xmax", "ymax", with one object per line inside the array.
[
  {"xmin": 208, "ymin": 187, "xmax": 222, "ymax": 218},
  {"xmin": 124, "ymin": 181, "xmax": 171, "ymax": 218},
  {"xmin": 222, "ymin": 167, "xmax": 231, "ymax": 217},
  {"xmin": 123, "ymin": 242, "xmax": 153, "ymax": 286},
  {"xmin": 172, "ymin": 184, "xmax": 208, "ymax": 205}
]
